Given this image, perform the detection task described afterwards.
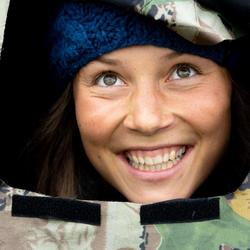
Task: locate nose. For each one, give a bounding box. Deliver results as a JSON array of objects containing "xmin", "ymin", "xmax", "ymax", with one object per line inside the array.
[{"xmin": 123, "ymin": 86, "xmax": 175, "ymax": 135}]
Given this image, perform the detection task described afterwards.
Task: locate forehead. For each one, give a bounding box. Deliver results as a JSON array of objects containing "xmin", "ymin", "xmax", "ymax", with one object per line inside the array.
[{"xmin": 82, "ymin": 45, "xmax": 217, "ymax": 69}]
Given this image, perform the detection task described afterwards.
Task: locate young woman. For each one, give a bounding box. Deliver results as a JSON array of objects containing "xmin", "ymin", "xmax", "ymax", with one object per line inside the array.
[
  {"xmin": 31, "ymin": 0, "xmax": 250, "ymax": 203},
  {"xmin": 1, "ymin": 1, "xmax": 250, "ymax": 249}
]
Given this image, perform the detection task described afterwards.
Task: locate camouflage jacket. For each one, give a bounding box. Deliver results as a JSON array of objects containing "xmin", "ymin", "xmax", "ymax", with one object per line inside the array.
[{"xmin": 1, "ymin": 173, "xmax": 250, "ymax": 250}]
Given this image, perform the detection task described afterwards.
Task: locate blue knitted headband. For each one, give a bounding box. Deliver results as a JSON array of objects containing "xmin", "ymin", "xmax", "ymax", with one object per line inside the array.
[{"xmin": 48, "ymin": 1, "xmax": 242, "ymax": 91}]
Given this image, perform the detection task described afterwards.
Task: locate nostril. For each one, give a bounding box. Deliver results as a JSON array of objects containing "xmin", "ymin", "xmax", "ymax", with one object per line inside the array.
[
  {"xmin": 123, "ymin": 91, "xmax": 175, "ymax": 134},
  {"xmin": 123, "ymin": 113, "xmax": 175, "ymax": 136}
]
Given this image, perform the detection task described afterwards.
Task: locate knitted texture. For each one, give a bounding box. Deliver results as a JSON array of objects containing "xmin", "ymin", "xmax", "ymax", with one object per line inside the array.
[{"xmin": 48, "ymin": 1, "xmax": 229, "ymax": 90}]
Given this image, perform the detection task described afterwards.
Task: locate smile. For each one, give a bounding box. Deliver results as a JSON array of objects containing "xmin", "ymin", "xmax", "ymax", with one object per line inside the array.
[{"xmin": 125, "ymin": 146, "xmax": 187, "ymax": 172}]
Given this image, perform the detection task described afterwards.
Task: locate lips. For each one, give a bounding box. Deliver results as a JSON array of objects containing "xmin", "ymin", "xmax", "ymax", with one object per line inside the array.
[{"xmin": 124, "ymin": 145, "xmax": 187, "ymax": 172}]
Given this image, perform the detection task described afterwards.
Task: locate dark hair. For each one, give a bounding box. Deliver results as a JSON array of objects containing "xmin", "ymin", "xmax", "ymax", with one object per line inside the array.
[
  {"xmin": 30, "ymin": 71, "xmax": 250, "ymax": 200},
  {"xmin": 33, "ymin": 83, "xmax": 125, "ymax": 200},
  {"xmin": 193, "ymin": 79, "xmax": 250, "ymax": 197}
]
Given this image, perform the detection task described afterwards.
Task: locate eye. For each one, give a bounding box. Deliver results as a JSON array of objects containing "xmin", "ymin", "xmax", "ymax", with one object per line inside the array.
[
  {"xmin": 170, "ymin": 64, "xmax": 198, "ymax": 80},
  {"xmin": 96, "ymin": 72, "xmax": 124, "ymax": 87}
]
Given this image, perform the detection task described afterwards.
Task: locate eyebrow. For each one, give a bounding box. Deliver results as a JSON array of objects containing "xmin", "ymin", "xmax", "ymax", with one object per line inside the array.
[
  {"xmin": 93, "ymin": 50, "xmax": 184, "ymax": 66},
  {"xmin": 160, "ymin": 51, "xmax": 184, "ymax": 60},
  {"xmin": 94, "ymin": 57, "xmax": 122, "ymax": 66}
]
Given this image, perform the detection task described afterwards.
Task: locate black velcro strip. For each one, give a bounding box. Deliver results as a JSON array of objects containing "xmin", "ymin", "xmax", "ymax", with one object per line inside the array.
[
  {"xmin": 12, "ymin": 195, "xmax": 101, "ymax": 225},
  {"xmin": 140, "ymin": 197, "xmax": 220, "ymax": 224}
]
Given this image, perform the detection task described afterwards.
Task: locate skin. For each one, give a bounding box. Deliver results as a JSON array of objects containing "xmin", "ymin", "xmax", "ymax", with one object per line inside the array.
[{"xmin": 73, "ymin": 45, "xmax": 232, "ymax": 203}]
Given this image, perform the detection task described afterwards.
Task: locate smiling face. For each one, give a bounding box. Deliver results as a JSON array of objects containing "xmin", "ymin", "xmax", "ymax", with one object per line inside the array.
[{"xmin": 73, "ymin": 45, "xmax": 232, "ymax": 203}]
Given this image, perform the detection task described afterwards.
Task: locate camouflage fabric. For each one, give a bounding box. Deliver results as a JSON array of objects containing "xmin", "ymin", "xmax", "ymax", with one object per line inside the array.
[
  {"xmin": 1, "ymin": 173, "xmax": 250, "ymax": 250},
  {"xmin": 103, "ymin": 0, "xmax": 237, "ymax": 44}
]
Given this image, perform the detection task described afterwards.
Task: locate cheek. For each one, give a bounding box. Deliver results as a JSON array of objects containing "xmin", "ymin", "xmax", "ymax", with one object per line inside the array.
[
  {"xmin": 181, "ymin": 85, "xmax": 231, "ymax": 138},
  {"xmin": 75, "ymin": 102, "xmax": 106, "ymax": 145},
  {"xmin": 74, "ymin": 92, "xmax": 122, "ymax": 146}
]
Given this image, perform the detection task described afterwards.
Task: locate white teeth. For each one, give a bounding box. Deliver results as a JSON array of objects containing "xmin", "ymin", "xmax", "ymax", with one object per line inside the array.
[
  {"xmin": 177, "ymin": 148, "xmax": 182, "ymax": 157},
  {"xmin": 167, "ymin": 161, "xmax": 173, "ymax": 169},
  {"xmin": 163, "ymin": 153, "xmax": 169, "ymax": 162},
  {"xmin": 169, "ymin": 150, "xmax": 176, "ymax": 161},
  {"xmin": 132, "ymin": 161, "xmax": 138, "ymax": 169},
  {"xmin": 161, "ymin": 163, "xmax": 167, "ymax": 170},
  {"xmin": 126, "ymin": 146, "xmax": 187, "ymax": 172},
  {"xmin": 150, "ymin": 165, "xmax": 156, "ymax": 171},
  {"xmin": 145, "ymin": 157, "xmax": 153, "ymax": 165},
  {"xmin": 156, "ymin": 164, "xmax": 162, "ymax": 170},
  {"xmin": 132, "ymin": 155, "xmax": 139, "ymax": 164},
  {"xmin": 181, "ymin": 146, "xmax": 186, "ymax": 154},
  {"xmin": 138, "ymin": 156, "xmax": 144, "ymax": 164},
  {"xmin": 153, "ymin": 155, "xmax": 162, "ymax": 165}
]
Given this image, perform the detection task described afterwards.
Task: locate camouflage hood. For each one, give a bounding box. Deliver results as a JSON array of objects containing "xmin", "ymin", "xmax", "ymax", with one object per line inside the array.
[
  {"xmin": 100, "ymin": 0, "xmax": 250, "ymax": 44},
  {"xmin": 102, "ymin": 0, "xmax": 237, "ymax": 44}
]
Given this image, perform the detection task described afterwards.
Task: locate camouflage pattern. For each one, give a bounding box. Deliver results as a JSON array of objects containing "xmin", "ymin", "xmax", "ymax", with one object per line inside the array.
[
  {"xmin": 104, "ymin": 0, "xmax": 237, "ymax": 44},
  {"xmin": 1, "ymin": 173, "xmax": 250, "ymax": 250},
  {"xmin": 226, "ymin": 173, "xmax": 250, "ymax": 222}
]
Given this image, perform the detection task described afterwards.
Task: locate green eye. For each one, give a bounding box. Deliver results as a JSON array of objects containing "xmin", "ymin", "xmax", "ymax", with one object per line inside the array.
[
  {"xmin": 170, "ymin": 64, "xmax": 198, "ymax": 80},
  {"xmin": 103, "ymin": 74, "xmax": 117, "ymax": 85},
  {"xmin": 177, "ymin": 65, "xmax": 192, "ymax": 78},
  {"xmin": 96, "ymin": 72, "xmax": 124, "ymax": 87}
]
